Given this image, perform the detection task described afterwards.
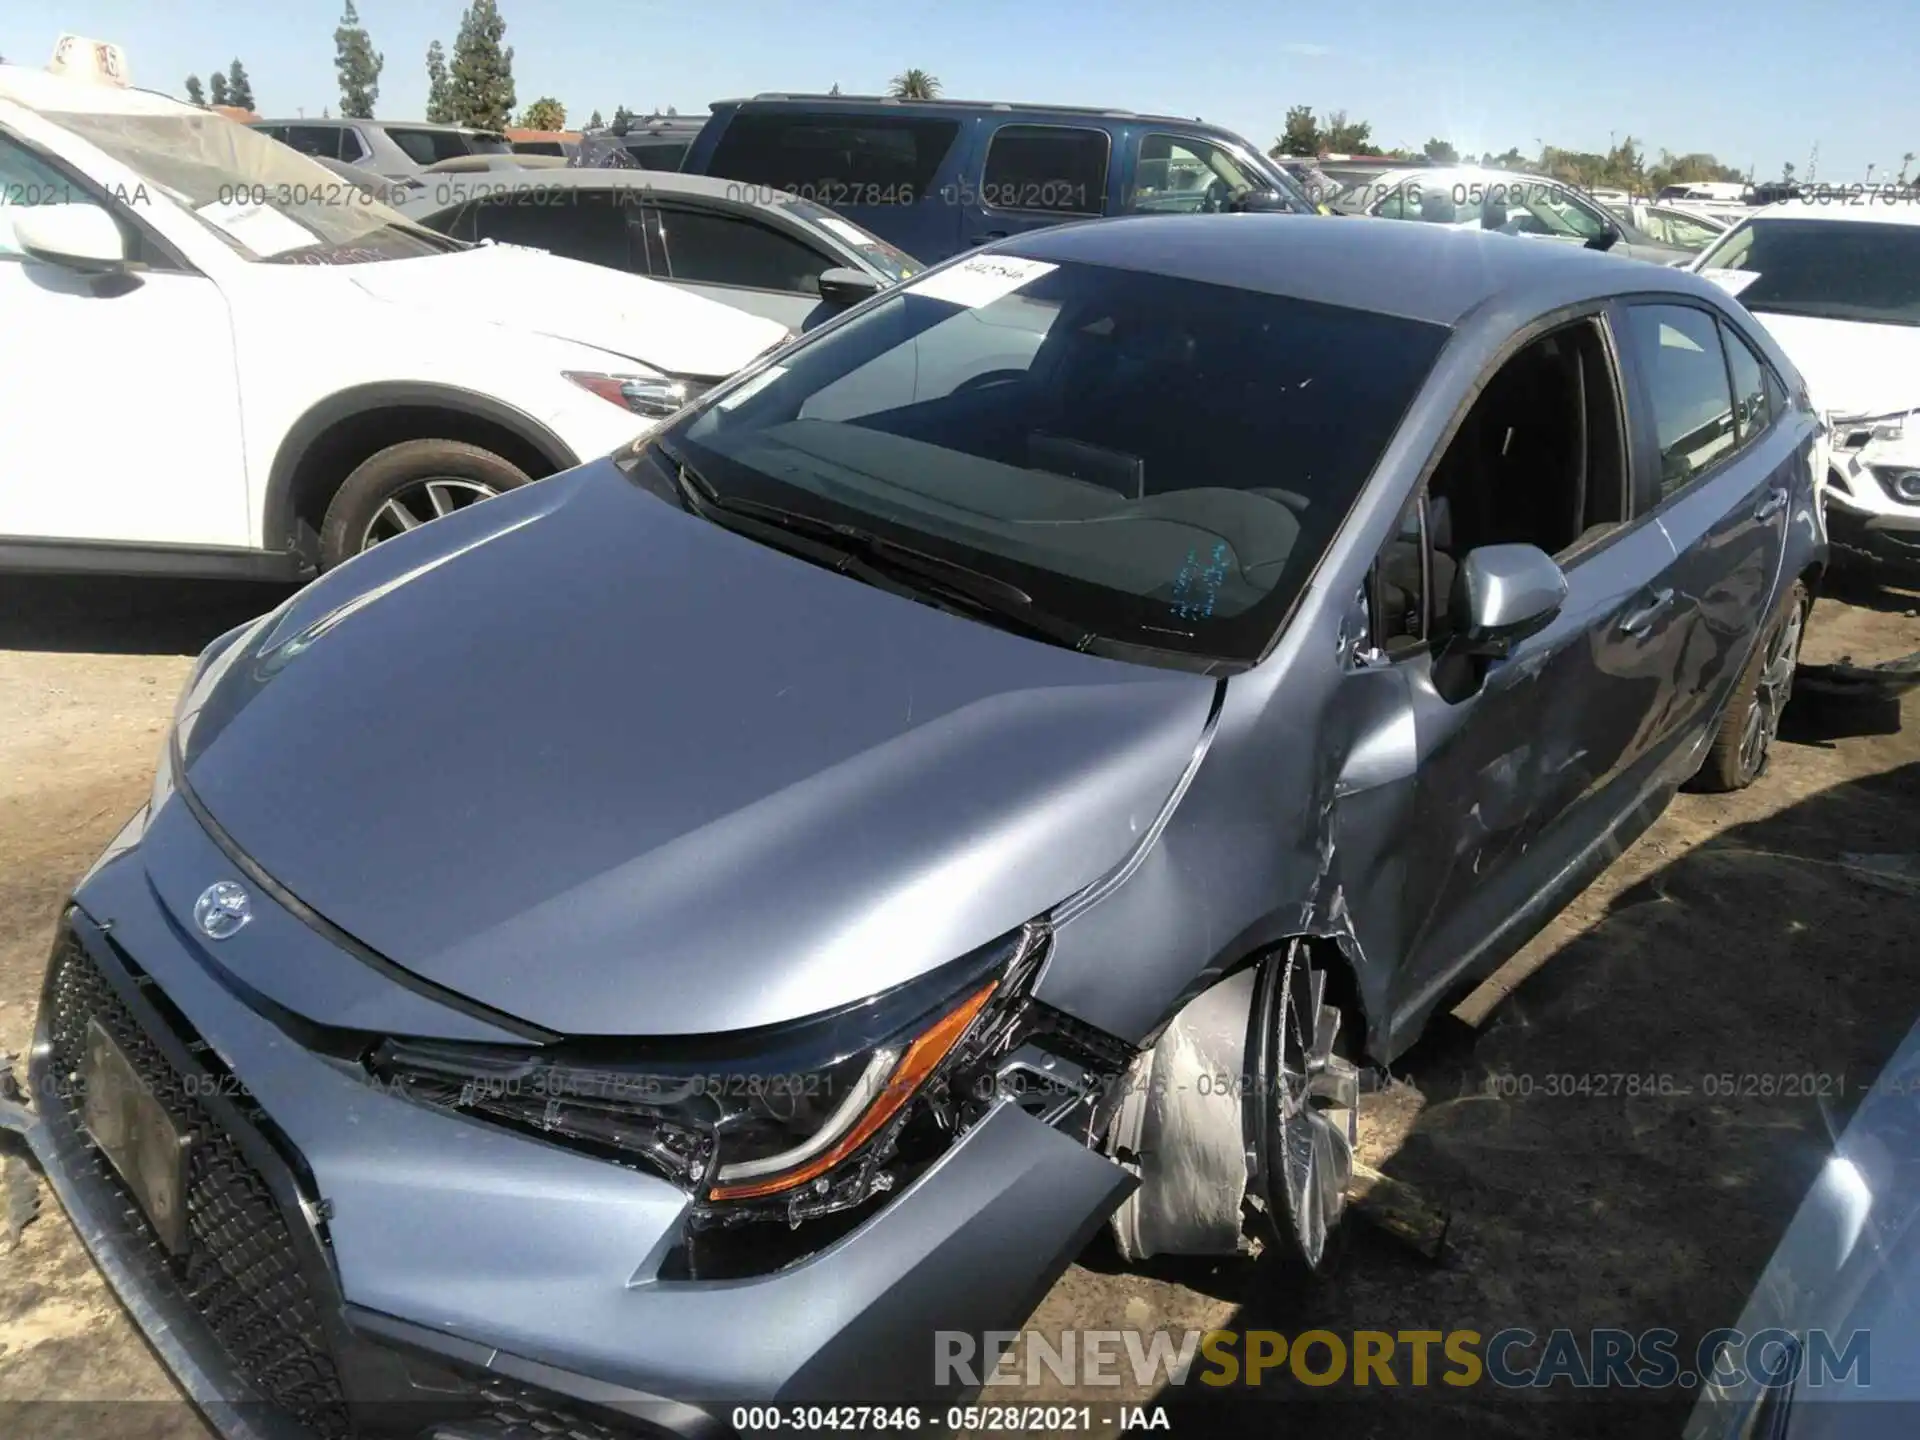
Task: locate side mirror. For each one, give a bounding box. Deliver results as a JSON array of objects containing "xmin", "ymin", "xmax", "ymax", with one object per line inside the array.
[
  {"xmin": 1584, "ymin": 218, "xmax": 1621, "ymax": 252},
  {"xmin": 817, "ymin": 265, "xmax": 882, "ymax": 308},
  {"xmin": 13, "ymin": 202, "xmax": 129, "ymax": 272},
  {"xmin": 1449, "ymin": 543, "xmax": 1568, "ymax": 657},
  {"xmin": 1230, "ymin": 187, "xmax": 1293, "ymax": 214}
]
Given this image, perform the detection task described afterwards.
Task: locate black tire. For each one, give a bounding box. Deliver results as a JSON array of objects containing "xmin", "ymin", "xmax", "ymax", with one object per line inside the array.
[
  {"xmin": 318, "ymin": 439, "xmax": 531, "ymax": 570},
  {"xmin": 1692, "ymin": 581, "xmax": 1809, "ymax": 794}
]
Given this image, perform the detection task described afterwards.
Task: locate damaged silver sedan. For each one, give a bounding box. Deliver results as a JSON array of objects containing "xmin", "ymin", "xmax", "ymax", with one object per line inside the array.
[{"xmin": 2, "ymin": 213, "xmax": 1827, "ymax": 1437}]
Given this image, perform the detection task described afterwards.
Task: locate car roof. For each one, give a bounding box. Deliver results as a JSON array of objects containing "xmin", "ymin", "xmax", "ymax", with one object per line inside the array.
[
  {"xmin": 0, "ymin": 64, "xmax": 192, "ymax": 116},
  {"xmin": 401, "ymin": 168, "xmax": 797, "ymax": 213},
  {"xmin": 253, "ymin": 117, "xmax": 498, "ymax": 135},
  {"xmin": 1737, "ymin": 198, "xmax": 1920, "ymax": 227},
  {"xmin": 719, "ymin": 93, "xmax": 1245, "ymax": 141},
  {"xmin": 996, "ymin": 213, "xmax": 1731, "ymax": 327}
]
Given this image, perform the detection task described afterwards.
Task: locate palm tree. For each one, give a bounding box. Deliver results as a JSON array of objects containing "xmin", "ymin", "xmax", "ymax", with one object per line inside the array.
[
  {"xmin": 1901, "ymin": 152, "xmax": 1916, "ymax": 185},
  {"xmin": 888, "ymin": 68, "xmax": 940, "ymax": 100}
]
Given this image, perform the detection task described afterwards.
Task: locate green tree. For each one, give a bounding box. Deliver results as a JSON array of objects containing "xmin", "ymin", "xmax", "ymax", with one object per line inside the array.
[
  {"xmin": 334, "ymin": 1, "xmax": 384, "ymax": 119},
  {"xmin": 1422, "ymin": 137, "xmax": 1458, "ymax": 164},
  {"xmin": 208, "ymin": 70, "xmax": 229, "ymax": 106},
  {"xmin": 1273, "ymin": 105, "xmax": 1320, "ymax": 157},
  {"xmin": 425, "ymin": 40, "xmax": 452, "ymax": 123},
  {"xmin": 184, "ymin": 74, "xmax": 205, "ymax": 106},
  {"xmin": 521, "ymin": 96, "xmax": 565, "ymax": 129},
  {"xmin": 888, "ymin": 68, "xmax": 940, "ymax": 99},
  {"xmin": 226, "ymin": 59, "xmax": 254, "ymax": 112},
  {"xmin": 1322, "ymin": 110, "xmax": 1377, "ymax": 155},
  {"xmin": 587, "ymin": 108, "xmax": 604, "ymax": 128},
  {"xmin": 449, "ymin": 0, "xmax": 516, "ymax": 130},
  {"xmin": 829, "ymin": 82, "xmax": 842, "ymax": 96},
  {"xmin": 1899, "ymin": 151, "xmax": 1915, "ymax": 184},
  {"xmin": 611, "ymin": 103, "xmax": 634, "ymax": 130}
]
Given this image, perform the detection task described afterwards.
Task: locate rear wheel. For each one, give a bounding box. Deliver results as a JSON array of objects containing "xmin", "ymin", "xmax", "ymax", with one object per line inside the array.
[
  {"xmin": 1693, "ymin": 582, "xmax": 1809, "ymax": 793},
  {"xmin": 318, "ymin": 439, "xmax": 531, "ymax": 570},
  {"xmin": 1249, "ymin": 942, "xmax": 1360, "ymax": 1273}
]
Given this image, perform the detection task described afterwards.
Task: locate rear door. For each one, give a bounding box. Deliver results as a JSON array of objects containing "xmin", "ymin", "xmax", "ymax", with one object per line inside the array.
[
  {"xmin": 697, "ymin": 108, "xmax": 969, "ymax": 262},
  {"xmin": 960, "ymin": 121, "xmax": 1113, "ymax": 250},
  {"xmin": 1613, "ymin": 300, "xmax": 1798, "ymax": 750}
]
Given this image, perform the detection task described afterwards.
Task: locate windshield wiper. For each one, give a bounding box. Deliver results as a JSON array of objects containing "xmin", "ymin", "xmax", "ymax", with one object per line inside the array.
[{"xmin": 666, "ymin": 455, "xmax": 1099, "ymax": 652}]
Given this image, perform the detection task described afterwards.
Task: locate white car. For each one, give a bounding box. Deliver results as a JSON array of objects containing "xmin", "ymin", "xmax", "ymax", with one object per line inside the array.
[
  {"xmin": 1693, "ymin": 200, "xmax": 1920, "ymax": 578},
  {"xmin": 0, "ymin": 66, "xmax": 792, "ymax": 576}
]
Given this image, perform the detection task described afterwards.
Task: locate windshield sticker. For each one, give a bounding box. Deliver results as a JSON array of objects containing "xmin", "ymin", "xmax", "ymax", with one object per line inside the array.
[
  {"xmin": 1170, "ymin": 541, "xmax": 1232, "ymax": 622},
  {"xmin": 194, "ymin": 199, "xmax": 318, "ymax": 257},
  {"xmin": 1700, "ymin": 267, "xmax": 1759, "ymax": 298},
  {"xmin": 815, "ymin": 216, "xmax": 882, "ymax": 249},
  {"xmin": 714, "ymin": 365, "xmax": 788, "ymax": 411},
  {"xmin": 907, "ymin": 255, "xmax": 1058, "ymax": 309}
]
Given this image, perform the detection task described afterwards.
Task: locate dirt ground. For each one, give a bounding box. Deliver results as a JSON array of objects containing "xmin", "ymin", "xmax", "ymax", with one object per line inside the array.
[{"xmin": 2, "ymin": 570, "xmax": 1918, "ymax": 1440}]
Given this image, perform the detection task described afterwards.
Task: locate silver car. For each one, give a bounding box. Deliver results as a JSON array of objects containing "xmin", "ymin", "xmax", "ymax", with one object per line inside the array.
[
  {"xmin": 1336, "ymin": 165, "xmax": 1696, "ymax": 265},
  {"xmin": 3, "ymin": 214, "xmax": 1826, "ymax": 1438},
  {"xmin": 396, "ymin": 170, "xmax": 922, "ymax": 331}
]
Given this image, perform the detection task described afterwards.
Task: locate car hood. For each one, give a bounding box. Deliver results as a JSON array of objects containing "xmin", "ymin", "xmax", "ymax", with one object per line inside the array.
[
  {"xmin": 348, "ymin": 244, "xmax": 790, "ymax": 378},
  {"xmin": 1743, "ymin": 311, "xmax": 1920, "ymax": 420},
  {"xmin": 172, "ymin": 460, "xmax": 1218, "ymax": 1036}
]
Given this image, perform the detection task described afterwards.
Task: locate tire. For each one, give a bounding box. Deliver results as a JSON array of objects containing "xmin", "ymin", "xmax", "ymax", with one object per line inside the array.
[
  {"xmin": 318, "ymin": 439, "xmax": 531, "ymax": 570},
  {"xmin": 1692, "ymin": 581, "xmax": 1809, "ymax": 793},
  {"xmin": 1248, "ymin": 941, "xmax": 1361, "ymax": 1275}
]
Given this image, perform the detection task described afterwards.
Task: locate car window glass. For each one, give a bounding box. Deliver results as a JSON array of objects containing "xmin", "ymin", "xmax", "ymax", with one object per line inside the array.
[
  {"xmin": 982, "ymin": 126, "xmax": 1107, "ymax": 215},
  {"xmin": 0, "ymin": 137, "xmax": 80, "ymax": 257},
  {"xmin": 1723, "ymin": 325, "xmax": 1770, "ymax": 445},
  {"xmin": 471, "ymin": 190, "xmax": 636, "ymax": 270},
  {"xmin": 1694, "ymin": 218, "xmax": 1920, "ymax": 326},
  {"xmin": 283, "ymin": 125, "xmax": 345, "ymax": 160},
  {"xmin": 1131, "ymin": 134, "xmax": 1256, "ymax": 214},
  {"xmin": 652, "ymin": 206, "xmax": 832, "ymax": 293},
  {"xmin": 1372, "ymin": 185, "xmax": 1409, "ymax": 220},
  {"xmin": 388, "ymin": 128, "xmax": 476, "ymax": 166},
  {"xmin": 338, "ymin": 129, "xmax": 370, "ymax": 164},
  {"xmin": 1621, "ymin": 304, "xmax": 1737, "ymax": 497},
  {"xmin": 708, "ymin": 114, "xmax": 960, "ymax": 205}
]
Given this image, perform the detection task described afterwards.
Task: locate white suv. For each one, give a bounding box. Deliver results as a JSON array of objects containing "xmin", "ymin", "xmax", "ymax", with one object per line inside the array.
[{"xmin": 0, "ymin": 67, "xmax": 792, "ymax": 576}]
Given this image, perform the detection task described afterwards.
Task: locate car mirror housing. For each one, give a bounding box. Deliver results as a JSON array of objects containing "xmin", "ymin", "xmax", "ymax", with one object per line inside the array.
[
  {"xmin": 1230, "ymin": 187, "xmax": 1293, "ymax": 214},
  {"xmin": 1585, "ymin": 218, "xmax": 1622, "ymax": 252},
  {"xmin": 13, "ymin": 202, "xmax": 130, "ymax": 273},
  {"xmin": 817, "ymin": 266, "xmax": 882, "ymax": 308},
  {"xmin": 1450, "ymin": 543, "xmax": 1569, "ymax": 657}
]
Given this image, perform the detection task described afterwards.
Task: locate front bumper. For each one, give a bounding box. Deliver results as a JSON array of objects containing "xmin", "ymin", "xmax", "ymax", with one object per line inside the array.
[{"xmin": 2, "ymin": 826, "xmax": 1133, "ymax": 1439}]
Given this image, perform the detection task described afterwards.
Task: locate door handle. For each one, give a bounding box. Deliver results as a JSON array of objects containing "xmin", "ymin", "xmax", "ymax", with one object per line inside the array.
[
  {"xmin": 1618, "ymin": 587, "xmax": 1674, "ymax": 637},
  {"xmin": 1753, "ymin": 488, "xmax": 1789, "ymax": 520}
]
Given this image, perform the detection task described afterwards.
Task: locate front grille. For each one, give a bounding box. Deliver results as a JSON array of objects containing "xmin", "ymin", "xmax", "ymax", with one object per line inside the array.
[{"xmin": 43, "ymin": 929, "xmax": 354, "ymax": 1439}]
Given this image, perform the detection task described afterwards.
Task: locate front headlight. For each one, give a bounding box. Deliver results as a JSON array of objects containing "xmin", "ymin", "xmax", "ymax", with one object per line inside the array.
[
  {"xmin": 1831, "ymin": 410, "xmax": 1910, "ymax": 449},
  {"xmin": 563, "ymin": 368, "xmax": 714, "ymax": 419},
  {"xmin": 365, "ymin": 925, "xmax": 1049, "ymax": 1225}
]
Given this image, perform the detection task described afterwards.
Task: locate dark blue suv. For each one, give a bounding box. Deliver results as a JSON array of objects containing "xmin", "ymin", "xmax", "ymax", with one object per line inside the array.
[{"xmin": 680, "ymin": 93, "xmax": 1321, "ymax": 262}]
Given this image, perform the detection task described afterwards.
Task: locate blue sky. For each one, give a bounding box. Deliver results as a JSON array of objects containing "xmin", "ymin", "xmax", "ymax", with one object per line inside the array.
[{"xmin": 2, "ymin": 0, "xmax": 1909, "ymax": 180}]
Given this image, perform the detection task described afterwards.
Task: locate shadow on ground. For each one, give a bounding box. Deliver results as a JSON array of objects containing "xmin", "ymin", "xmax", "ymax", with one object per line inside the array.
[
  {"xmin": 0, "ymin": 576, "xmax": 293, "ymax": 656},
  {"xmin": 1131, "ymin": 757, "xmax": 1920, "ymax": 1439}
]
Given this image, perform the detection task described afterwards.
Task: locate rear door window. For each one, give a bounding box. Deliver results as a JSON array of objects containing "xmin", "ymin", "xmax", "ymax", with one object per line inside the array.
[
  {"xmin": 283, "ymin": 125, "xmax": 346, "ymax": 160},
  {"xmin": 388, "ymin": 128, "xmax": 480, "ymax": 166},
  {"xmin": 649, "ymin": 205, "xmax": 834, "ymax": 293},
  {"xmin": 708, "ymin": 113, "xmax": 961, "ymax": 205},
  {"xmin": 981, "ymin": 124, "xmax": 1108, "ymax": 215},
  {"xmin": 1619, "ymin": 304, "xmax": 1738, "ymax": 499},
  {"xmin": 469, "ymin": 190, "xmax": 638, "ymax": 271}
]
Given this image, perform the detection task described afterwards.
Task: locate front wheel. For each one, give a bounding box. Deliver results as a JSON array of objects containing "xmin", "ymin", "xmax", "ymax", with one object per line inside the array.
[
  {"xmin": 1248, "ymin": 942, "xmax": 1360, "ymax": 1274},
  {"xmin": 1693, "ymin": 581, "xmax": 1809, "ymax": 793},
  {"xmin": 318, "ymin": 439, "xmax": 531, "ymax": 570}
]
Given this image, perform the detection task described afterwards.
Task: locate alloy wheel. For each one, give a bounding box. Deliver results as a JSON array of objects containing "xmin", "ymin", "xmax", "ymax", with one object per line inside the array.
[
  {"xmin": 1262, "ymin": 945, "xmax": 1361, "ymax": 1270},
  {"xmin": 1738, "ymin": 599, "xmax": 1806, "ymax": 783},
  {"xmin": 359, "ymin": 477, "xmax": 501, "ymax": 552}
]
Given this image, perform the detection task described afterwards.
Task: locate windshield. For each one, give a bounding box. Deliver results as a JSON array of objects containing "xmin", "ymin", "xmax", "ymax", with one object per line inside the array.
[
  {"xmin": 661, "ymin": 254, "xmax": 1449, "ymax": 665},
  {"xmin": 54, "ymin": 111, "xmax": 457, "ymax": 264},
  {"xmin": 1696, "ymin": 218, "xmax": 1920, "ymax": 326},
  {"xmin": 778, "ymin": 195, "xmax": 922, "ymax": 280}
]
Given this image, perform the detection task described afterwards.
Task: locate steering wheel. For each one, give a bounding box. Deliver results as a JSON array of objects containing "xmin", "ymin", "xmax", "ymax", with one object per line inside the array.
[
  {"xmin": 1198, "ymin": 178, "xmax": 1233, "ymax": 214},
  {"xmin": 952, "ymin": 369, "xmax": 1029, "ymax": 394}
]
